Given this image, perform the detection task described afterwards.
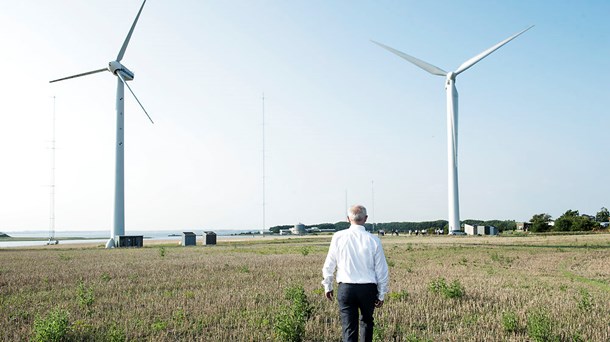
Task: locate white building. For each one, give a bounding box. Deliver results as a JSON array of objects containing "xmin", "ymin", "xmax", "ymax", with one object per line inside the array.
[{"xmin": 464, "ymin": 224, "xmax": 498, "ymax": 236}]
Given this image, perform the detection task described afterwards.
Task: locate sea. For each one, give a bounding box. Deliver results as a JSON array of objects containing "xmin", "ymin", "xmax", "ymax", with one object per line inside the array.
[{"xmin": 0, "ymin": 229, "xmax": 258, "ymax": 248}]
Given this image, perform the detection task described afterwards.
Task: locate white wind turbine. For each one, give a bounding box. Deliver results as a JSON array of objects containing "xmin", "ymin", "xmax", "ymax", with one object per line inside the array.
[
  {"xmin": 373, "ymin": 26, "xmax": 532, "ymax": 234},
  {"xmin": 50, "ymin": 0, "xmax": 153, "ymax": 248}
]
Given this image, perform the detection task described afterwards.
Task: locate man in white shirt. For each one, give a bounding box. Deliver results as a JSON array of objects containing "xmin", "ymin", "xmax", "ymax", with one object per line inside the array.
[{"xmin": 322, "ymin": 204, "xmax": 389, "ymax": 342}]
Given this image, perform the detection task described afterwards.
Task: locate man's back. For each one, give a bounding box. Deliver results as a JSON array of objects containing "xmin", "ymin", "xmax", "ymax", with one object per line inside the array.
[{"xmin": 331, "ymin": 226, "xmax": 382, "ymax": 285}]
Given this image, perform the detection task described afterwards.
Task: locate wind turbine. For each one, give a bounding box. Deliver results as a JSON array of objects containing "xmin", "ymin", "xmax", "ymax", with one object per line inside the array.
[
  {"xmin": 50, "ymin": 0, "xmax": 153, "ymax": 248},
  {"xmin": 372, "ymin": 26, "xmax": 532, "ymax": 234}
]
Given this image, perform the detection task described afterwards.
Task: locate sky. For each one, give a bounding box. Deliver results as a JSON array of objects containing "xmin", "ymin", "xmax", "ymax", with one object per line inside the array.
[{"xmin": 1, "ymin": 0, "xmax": 608, "ymax": 233}]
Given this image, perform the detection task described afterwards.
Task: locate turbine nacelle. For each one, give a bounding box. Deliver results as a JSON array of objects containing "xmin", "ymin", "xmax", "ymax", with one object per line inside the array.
[
  {"xmin": 445, "ymin": 72, "xmax": 457, "ymax": 87},
  {"xmin": 108, "ymin": 61, "xmax": 134, "ymax": 81}
]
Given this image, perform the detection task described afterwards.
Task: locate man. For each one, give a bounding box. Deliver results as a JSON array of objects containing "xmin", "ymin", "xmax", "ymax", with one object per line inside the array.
[{"xmin": 322, "ymin": 204, "xmax": 389, "ymax": 342}]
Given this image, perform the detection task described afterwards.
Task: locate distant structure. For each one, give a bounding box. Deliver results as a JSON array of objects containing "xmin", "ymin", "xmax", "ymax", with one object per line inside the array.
[
  {"xmin": 290, "ymin": 223, "xmax": 307, "ymax": 235},
  {"xmin": 464, "ymin": 224, "xmax": 498, "ymax": 236},
  {"xmin": 50, "ymin": 0, "xmax": 154, "ymax": 249},
  {"xmin": 261, "ymin": 93, "xmax": 266, "ymax": 235},
  {"xmin": 47, "ymin": 96, "xmax": 58, "ymax": 245},
  {"xmin": 516, "ymin": 222, "xmax": 531, "ymax": 231},
  {"xmin": 203, "ymin": 231, "xmax": 217, "ymax": 245},
  {"xmin": 182, "ymin": 232, "xmax": 196, "ymax": 246},
  {"xmin": 117, "ymin": 235, "xmax": 143, "ymax": 247},
  {"xmin": 373, "ymin": 26, "xmax": 533, "ymax": 234}
]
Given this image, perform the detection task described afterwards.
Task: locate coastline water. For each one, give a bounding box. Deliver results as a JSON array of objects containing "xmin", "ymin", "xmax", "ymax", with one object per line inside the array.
[{"xmin": 0, "ymin": 229, "xmax": 258, "ymax": 248}]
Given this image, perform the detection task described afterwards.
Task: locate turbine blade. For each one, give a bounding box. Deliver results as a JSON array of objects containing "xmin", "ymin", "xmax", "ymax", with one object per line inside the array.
[
  {"xmin": 117, "ymin": 72, "xmax": 154, "ymax": 124},
  {"xmin": 116, "ymin": 0, "xmax": 147, "ymax": 62},
  {"xmin": 49, "ymin": 68, "xmax": 107, "ymax": 83},
  {"xmin": 371, "ymin": 40, "xmax": 447, "ymax": 76},
  {"xmin": 454, "ymin": 25, "xmax": 534, "ymax": 75}
]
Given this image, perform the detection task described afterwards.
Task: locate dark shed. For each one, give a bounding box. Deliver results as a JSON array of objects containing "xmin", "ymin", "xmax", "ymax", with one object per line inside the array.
[
  {"xmin": 182, "ymin": 232, "xmax": 196, "ymax": 246},
  {"xmin": 118, "ymin": 235, "xmax": 143, "ymax": 248},
  {"xmin": 203, "ymin": 231, "xmax": 216, "ymax": 245}
]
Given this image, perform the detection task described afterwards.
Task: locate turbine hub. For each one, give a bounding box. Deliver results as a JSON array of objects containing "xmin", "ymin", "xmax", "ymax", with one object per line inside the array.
[{"xmin": 108, "ymin": 61, "xmax": 134, "ymax": 81}]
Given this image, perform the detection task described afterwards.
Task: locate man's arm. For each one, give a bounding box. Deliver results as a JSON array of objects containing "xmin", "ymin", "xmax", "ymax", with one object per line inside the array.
[
  {"xmin": 374, "ymin": 239, "xmax": 389, "ymax": 301},
  {"xmin": 321, "ymin": 235, "xmax": 338, "ymax": 298}
]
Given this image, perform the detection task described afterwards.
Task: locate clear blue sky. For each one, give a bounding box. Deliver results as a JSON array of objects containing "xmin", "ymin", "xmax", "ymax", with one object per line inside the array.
[{"xmin": 1, "ymin": 0, "xmax": 608, "ymax": 232}]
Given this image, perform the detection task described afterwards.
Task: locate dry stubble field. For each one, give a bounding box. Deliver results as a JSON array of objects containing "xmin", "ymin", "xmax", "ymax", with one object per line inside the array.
[{"xmin": 0, "ymin": 233, "xmax": 609, "ymax": 341}]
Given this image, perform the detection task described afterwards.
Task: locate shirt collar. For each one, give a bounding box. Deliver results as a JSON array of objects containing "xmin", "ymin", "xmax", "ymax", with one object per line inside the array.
[{"xmin": 350, "ymin": 224, "xmax": 366, "ymax": 230}]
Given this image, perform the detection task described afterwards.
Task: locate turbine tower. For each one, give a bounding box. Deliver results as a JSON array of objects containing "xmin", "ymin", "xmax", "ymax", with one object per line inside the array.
[
  {"xmin": 50, "ymin": 0, "xmax": 153, "ymax": 248},
  {"xmin": 373, "ymin": 26, "xmax": 532, "ymax": 234}
]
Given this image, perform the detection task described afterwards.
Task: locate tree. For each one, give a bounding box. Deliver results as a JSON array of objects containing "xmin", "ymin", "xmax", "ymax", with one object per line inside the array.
[
  {"xmin": 595, "ymin": 207, "xmax": 609, "ymax": 222},
  {"xmin": 553, "ymin": 209, "xmax": 598, "ymax": 232},
  {"xmin": 269, "ymin": 225, "xmax": 292, "ymax": 234},
  {"xmin": 529, "ymin": 213, "xmax": 552, "ymax": 232},
  {"xmin": 572, "ymin": 215, "xmax": 598, "ymax": 231},
  {"xmin": 334, "ymin": 221, "xmax": 350, "ymax": 231}
]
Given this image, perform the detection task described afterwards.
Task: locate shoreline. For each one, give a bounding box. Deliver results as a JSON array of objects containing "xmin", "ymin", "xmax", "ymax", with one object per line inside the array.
[
  {"xmin": 0, "ymin": 234, "xmax": 330, "ymax": 249},
  {"xmin": 2, "ymin": 232, "xmax": 608, "ymax": 249}
]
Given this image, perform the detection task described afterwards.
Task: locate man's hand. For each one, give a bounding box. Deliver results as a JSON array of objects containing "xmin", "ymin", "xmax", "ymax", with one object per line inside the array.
[
  {"xmin": 325, "ymin": 290, "xmax": 334, "ymax": 301},
  {"xmin": 374, "ymin": 299, "xmax": 384, "ymax": 308}
]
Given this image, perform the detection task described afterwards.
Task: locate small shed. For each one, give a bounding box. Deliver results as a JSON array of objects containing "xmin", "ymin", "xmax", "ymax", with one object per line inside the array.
[
  {"xmin": 203, "ymin": 231, "xmax": 217, "ymax": 245},
  {"xmin": 118, "ymin": 235, "xmax": 143, "ymax": 248},
  {"xmin": 182, "ymin": 232, "xmax": 196, "ymax": 246}
]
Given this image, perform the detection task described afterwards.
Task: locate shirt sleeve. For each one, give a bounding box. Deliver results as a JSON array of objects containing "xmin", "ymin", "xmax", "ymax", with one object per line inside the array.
[
  {"xmin": 321, "ymin": 234, "xmax": 338, "ymax": 293},
  {"xmin": 374, "ymin": 238, "xmax": 389, "ymax": 301}
]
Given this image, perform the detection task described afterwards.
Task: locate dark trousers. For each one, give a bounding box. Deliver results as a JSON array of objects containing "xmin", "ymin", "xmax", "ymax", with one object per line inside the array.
[{"xmin": 337, "ymin": 283, "xmax": 377, "ymax": 342}]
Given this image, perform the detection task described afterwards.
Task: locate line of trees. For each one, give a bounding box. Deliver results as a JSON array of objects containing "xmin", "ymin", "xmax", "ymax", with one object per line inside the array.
[
  {"xmin": 529, "ymin": 207, "xmax": 609, "ymax": 233},
  {"xmin": 267, "ymin": 207, "xmax": 610, "ymax": 235},
  {"xmin": 269, "ymin": 219, "xmax": 518, "ymax": 234}
]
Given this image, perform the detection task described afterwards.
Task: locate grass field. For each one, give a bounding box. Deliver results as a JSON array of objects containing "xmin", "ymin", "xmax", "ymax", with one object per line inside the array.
[{"xmin": 1, "ymin": 233, "xmax": 609, "ymax": 341}]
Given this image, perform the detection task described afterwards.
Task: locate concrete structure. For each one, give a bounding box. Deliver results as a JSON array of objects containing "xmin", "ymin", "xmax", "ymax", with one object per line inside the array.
[
  {"xmin": 290, "ymin": 223, "xmax": 307, "ymax": 235},
  {"xmin": 182, "ymin": 232, "xmax": 196, "ymax": 246}
]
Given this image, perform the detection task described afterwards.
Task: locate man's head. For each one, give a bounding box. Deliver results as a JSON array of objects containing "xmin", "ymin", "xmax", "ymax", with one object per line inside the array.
[{"xmin": 347, "ymin": 205, "xmax": 368, "ymax": 225}]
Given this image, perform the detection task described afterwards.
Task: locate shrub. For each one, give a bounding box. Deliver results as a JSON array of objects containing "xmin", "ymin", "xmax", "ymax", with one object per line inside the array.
[
  {"xmin": 428, "ymin": 277, "xmax": 446, "ymax": 294},
  {"xmin": 445, "ymin": 280, "xmax": 465, "ymax": 299},
  {"xmin": 107, "ymin": 323, "xmax": 126, "ymax": 342},
  {"xmin": 577, "ymin": 288, "xmax": 592, "ymax": 311},
  {"xmin": 387, "ymin": 289, "xmax": 409, "ymax": 302},
  {"xmin": 151, "ymin": 319, "xmax": 167, "ymax": 333},
  {"xmin": 372, "ymin": 322, "xmax": 386, "ymax": 342},
  {"xmin": 428, "ymin": 277, "xmax": 465, "ymax": 299},
  {"xmin": 501, "ymin": 310, "xmax": 519, "ymax": 333},
  {"xmin": 32, "ymin": 308, "xmax": 70, "ymax": 342},
  {"xmin": 300, "ymin": 246, "xmax": 311, "ymax": 256},
  {"xmin": 159, "ymin": 246, "xmax": 166, "ymax": 258},
  {"xmin": 76, "ymin": 281, "xmax": 95, "ymax": 314},
  {"xmin": 273, "ymin": 285, "xmax": 312, "ymax": 342},
  {"xmin": 526, "ymin": 309, "xmax": 555, "ymax": 342},
  {"xmin": 100, "ymin": 273, "xmax": 111, "ymax": 282}
]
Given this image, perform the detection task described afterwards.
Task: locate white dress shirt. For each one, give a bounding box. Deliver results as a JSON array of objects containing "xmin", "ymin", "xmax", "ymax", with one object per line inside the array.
[{"xmin": 321, "ymin": 224, "xmax": 389, "ymax": 301}]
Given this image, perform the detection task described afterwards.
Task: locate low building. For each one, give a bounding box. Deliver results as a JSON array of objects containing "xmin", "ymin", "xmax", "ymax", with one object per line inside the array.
[
  {"xmin": 516, "ymin": 222, "xmax": 531, "ymax": 231},
  {"xmin": 464, "ymin": 224, "xmax": 498, "ymax": 236}
]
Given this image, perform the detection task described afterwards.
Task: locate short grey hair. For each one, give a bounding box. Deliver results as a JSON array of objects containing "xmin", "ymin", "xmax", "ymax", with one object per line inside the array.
[{"xmin": 348, "ymin": 205, "xmax": 367, "ymax": 222}]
